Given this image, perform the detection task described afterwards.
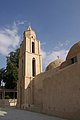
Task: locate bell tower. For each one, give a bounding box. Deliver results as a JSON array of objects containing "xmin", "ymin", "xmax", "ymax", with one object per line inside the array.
[{"xmin": 18, "ymin": 26, "xmax": 42, "ymax": 108}]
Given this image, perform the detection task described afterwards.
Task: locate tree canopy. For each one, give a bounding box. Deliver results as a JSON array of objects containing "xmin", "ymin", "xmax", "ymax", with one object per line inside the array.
[{"xmin": 0, "ymin": 48, "xmax": 20, "ymax": 89}]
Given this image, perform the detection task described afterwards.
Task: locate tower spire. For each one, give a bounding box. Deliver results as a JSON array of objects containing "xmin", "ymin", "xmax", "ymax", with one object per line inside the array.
[{"xmin": 27, "ymin": 25, "xmax": 32, "ymax": 31}]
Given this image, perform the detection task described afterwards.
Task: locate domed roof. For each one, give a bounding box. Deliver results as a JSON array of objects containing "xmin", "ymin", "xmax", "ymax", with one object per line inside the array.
[
  {"xmin": 66, "ymin": 41, "xmax": 80, "ymax": 60},
  {"xmin": 45, "ymin": 59, "xmax": 64, "ymax": 71}
]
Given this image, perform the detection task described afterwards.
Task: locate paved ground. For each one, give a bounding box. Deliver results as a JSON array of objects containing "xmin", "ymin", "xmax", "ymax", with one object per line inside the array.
[{"xmin": 0, "ymin": 107, "xmax": 66, "ymax": 120}]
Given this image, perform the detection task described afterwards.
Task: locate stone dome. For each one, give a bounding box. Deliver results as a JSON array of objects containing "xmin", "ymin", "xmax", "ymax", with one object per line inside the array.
[
  {"xmin": 66, "ymin": 41, "xmax": 80, "ymax": 60},
  {"xmin": 45, "ymin": 59, "xmax": 64, "ymax": 71}
]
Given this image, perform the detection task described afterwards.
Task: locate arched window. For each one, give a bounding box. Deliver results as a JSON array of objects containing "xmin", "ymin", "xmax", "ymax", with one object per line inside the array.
[
  {"xmin": 32, "ymin": 58, "xmax": 36, "ymax": 77},
  {"xmin": 32, "ymin": 42, "xmax": 35, "ymax": 53}
]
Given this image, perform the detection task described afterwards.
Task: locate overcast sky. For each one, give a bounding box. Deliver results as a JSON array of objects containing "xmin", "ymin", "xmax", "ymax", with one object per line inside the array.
[{"xmin": 0, "ymin": 0, "xmax": 80, "ymax": 71}]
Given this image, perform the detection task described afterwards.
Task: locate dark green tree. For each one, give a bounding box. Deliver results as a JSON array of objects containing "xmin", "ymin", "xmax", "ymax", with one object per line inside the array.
[{"xmin": 5, "ymin": 48, "xmax": 20, "ymax": 89}]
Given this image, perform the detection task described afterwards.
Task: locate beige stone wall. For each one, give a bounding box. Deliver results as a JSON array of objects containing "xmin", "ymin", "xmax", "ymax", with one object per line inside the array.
[
  {"xmin": 34, "ymin": 73, "xmax": 43, "ymax": 105},
  {"xmin": 42, "ymin": 61, "xmax": 80, "ymax": 119},
  {"xmin": 34, "ymin": 67, "xmax": 62, "ymax": 105},
  {"xmin": 77, "ymin": 53, "xmax": 80, "ymax": 61},
  {"xmin": 32, "ymin": 60, "xmax": 80, "ymax": 119}
]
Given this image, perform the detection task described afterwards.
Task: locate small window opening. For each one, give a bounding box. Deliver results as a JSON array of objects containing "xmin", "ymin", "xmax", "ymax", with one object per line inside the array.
[
  {"xmin": 32, "ymin": 42, "xmax": 35, "ymax": 53},
  {"xmin": 71, "ymin": 56, "xmax": 77, "ymax": 64},
  {"xmin": 32, "ymin": 58, "xmax": 36, "ymax": 77}
]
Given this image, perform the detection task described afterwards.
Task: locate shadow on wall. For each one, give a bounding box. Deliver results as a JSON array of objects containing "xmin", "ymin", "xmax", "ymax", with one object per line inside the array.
[{"xmin": 24, "ymin": 76, "xmax": 43, "ymax": 113}]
